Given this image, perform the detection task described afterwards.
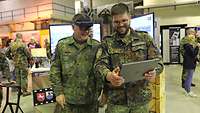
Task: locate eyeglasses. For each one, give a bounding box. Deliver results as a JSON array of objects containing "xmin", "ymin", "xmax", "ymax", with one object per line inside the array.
[{"xmin": 113, "ymin": 19, "xmax": 129, "ymax": 25}]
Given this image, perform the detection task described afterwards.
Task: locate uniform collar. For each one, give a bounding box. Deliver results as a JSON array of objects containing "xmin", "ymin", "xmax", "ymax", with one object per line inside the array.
[
  {"xmin": 115, "ymin": 28, "xmax": 133, "ymax": 45},
  {"xmin": 69, "ymin": 35, "xmax": 93, "ymax": 49},
  {"xmin": 67, "ymin": 36, "xmax": 75, "ymax": 45}
]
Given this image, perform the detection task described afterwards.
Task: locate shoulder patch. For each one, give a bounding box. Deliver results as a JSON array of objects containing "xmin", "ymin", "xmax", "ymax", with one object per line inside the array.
[
  {"xmin": 57, "ymin": 37, "xmax": 69, "ymax": 43},
  {"xmin": 57, "ymin": 36, "xmax": 74, "ymax": 45},
  {"xmin": 91, "ymin": 39, "xmax": 100, "ymax": 45},
  {"xmin": 103, "ymin": 35, "xmax": 112, "ymax": 41},
  {"xmin": 135, "ymin": 30, "xmax": 148, "ymax": 34},
  {"xmin": 96, "ymin": 47, "xmax": 103, "ymax": 60}
]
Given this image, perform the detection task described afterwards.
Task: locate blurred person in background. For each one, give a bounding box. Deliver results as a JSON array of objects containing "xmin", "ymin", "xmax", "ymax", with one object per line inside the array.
[
  {"xmin": 44, "ymin": 38, "xmax": 51, "ymax": 59},
  {"xmin": 27, "ymin": 36, "xmax": 41, "ymax": 49},
  {"xmin": 0, "ymin": 38, "xmax": 11, "ymax": 107},
  {"xmin": 181, "ymin": 29, "xmax": 200, "ymax": 97},
  {"xmin": 0, "ymin": 38, "xmax": 11, "ymax": 81},
  {"xmin": 27, "ymin": 37, "xmax": 41, "ymax": 68},
  {"xmin": 180, "ymin": 28, "xmax": 197, "ymax": 88},
  {"xmin": 6, "ymin": 33, "xmax": 32, "ymax": 96}
]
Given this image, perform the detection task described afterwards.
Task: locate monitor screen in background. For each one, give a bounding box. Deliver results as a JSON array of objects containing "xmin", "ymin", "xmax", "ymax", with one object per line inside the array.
[
  {"xmin": 130, "ymin": 13, "xmax": 154, "ymax": 38},
  {"xmin": 92, "ymin": 24, "xmax": 101, "ymax": 42},
  {"xmin": 49, "ymin": 25, "xmax": 73, "ymax": 54},
  {"xmin": 50, "ymin": 24, "xmax": 101, "ymax": 54}
]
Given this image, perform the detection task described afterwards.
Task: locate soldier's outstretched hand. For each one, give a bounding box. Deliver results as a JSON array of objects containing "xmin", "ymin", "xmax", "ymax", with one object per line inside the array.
[
  {"xmin": 56, "ymin": 94, "xmax": 65, "ymax": 108},
  {"xmin": 106, "ymin": 67, "xmax": 124, "ymax": 86}
]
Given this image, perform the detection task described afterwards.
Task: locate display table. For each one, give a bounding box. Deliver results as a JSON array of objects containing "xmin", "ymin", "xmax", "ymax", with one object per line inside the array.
[{"xmin": 31, "ymin": 68, "xmax": 50, "ymax": 74}]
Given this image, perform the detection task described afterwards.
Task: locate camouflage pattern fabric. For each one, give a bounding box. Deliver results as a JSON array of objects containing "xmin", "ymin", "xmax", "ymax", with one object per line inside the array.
[
  {"xmin": 7, "ymin": 40, "xmax": 31, "ymax": 92},
  {"xmin": 106, "ymin": 102, "xmax": 148, "ymax": 113},
  {"xmin": 15, "ymin": 67, "xmax": 28, "ymax": 92},
  {"xmin": 9, "ymin": 40, "xmax": 31, "ymax": 67},
  {"xmin": 49, "ymin": 36, "xmax": 101, "ymax": 113},
  {"xmin": 54, "ymin": 103, "xmax": 98, "ymax": 113},
  {"xmin": 0, "ymin": 49, "xmax": 10, "ymax": 108},
  {"xmin": 0, "ymin": 49, "xmax": 10, "ymax": 80},
  {"xmin": 95, "ymin": 29, "xmax": 163, "ymax": 113}
]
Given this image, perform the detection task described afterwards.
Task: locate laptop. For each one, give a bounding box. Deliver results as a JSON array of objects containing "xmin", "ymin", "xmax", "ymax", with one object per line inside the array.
[{"xmin": 120, "ymin": 58, "xmax": 160, "ymax": 82}]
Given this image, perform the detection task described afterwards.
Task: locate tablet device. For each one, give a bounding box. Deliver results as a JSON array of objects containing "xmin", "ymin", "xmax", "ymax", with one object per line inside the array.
[{"xmin": 120, "ymin": 58, "xmax": 160, "ymax": 82}]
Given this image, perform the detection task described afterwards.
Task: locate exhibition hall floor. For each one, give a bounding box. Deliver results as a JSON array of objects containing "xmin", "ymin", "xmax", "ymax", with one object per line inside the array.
[{"xmin": 1, "ymin": 65, "xmax": 200, "ymax": 113}]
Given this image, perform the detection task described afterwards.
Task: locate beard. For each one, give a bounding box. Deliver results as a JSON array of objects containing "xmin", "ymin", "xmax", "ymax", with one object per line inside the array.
[
  {"xmin": 115, "ymin": 25, "xmax": 130, "ymax": 38},
  {"xmin": 73, "ymin": 33, "xmax": 88, "ymax": 44}
]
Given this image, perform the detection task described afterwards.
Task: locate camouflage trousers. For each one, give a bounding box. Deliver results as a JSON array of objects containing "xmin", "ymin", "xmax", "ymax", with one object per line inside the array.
[
  {"xmin": 54, "ymin": 103, "xmax": 98, "ymax": 113},
  {"xmin": 0, "ymin": 63, "xmax": 10, "ymax": 81},
  {"xmin": 106, "ymin": 103, "xmax": 149, "ymax": 113},
  {"xmin": 15, "ymin": 67, "xmax": 28, "ymax": 92}
]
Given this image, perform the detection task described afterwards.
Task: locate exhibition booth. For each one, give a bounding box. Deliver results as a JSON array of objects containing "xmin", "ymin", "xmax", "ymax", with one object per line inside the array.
[{"xmin": 2, "ymin": 0, "xmax": 200, "ymax": 113}]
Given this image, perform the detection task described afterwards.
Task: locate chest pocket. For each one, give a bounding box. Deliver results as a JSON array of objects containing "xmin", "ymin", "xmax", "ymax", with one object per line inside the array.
[
  {"xmin": 61, "ymin": 49, "xmax": 76, "ymax": 75},
  {"xmin": 131, "ymin": 42, "xmax": 147, "ymax": 61},
  {"xmin": 107, "ymin": 46, "xmax": 124, "ymax": 68}
]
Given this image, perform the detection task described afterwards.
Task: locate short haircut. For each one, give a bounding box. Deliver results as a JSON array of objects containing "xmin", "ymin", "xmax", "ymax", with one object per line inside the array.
[
  {"xmin": 111, "ymin": 3, "xmax": 129, "ymax": 16},
  {"xmin": 186, "ymin": 28, "xmax": 196, "ymax": 35},
  {"xmin": 16, "ymin": 33, "xmax": 22, "ymax": 39}
]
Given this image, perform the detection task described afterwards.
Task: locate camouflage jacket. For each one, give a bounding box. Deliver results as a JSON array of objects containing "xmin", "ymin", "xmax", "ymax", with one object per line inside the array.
[
  {"xmin": 49, "ymin": 36, "xmax": 101, "ymax": 105},
  {"xmin": 6, "ymin": 40, "xmax": 31, "ymax": 68},
  {"xmin": 95, "ymin": 29, "xmax": 163, "ymax": 107},
  {"xmin": 0, "ymin": 49, "xmax": 10, "ymax": 80}
]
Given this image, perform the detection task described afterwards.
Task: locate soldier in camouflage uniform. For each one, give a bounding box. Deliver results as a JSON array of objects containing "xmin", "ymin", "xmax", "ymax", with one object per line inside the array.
[
  {"xmin": 0, "ymin": 41, "xmax": 11, "ymax": 108},
  {"xmin": 49, "ymin": 14, "xmax": 101, "ymax": 113},
  {"xmin": 95, "ymin": 3, "xmax": 163, "ymax": 113},
  {"xmin": 6, "ymin": 33, "xmax": 32, "ymax": 96},
  {"xmin": 180, "ymin": 28, "xmax": 197, "ymax": 88},
  {"xmin": 0, "ymin": 49, "xmax": 10, "ymax": 81},
  {"xmin": 44, "ymin": 39, "xmax": 51, "ymax": 59}
]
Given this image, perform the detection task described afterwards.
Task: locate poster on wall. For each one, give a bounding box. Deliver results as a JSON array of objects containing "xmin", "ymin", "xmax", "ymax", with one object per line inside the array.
[
  {"xmin": 40, "ymin": 30, "xmax": 50, "ymax": 48},
  {"xmin": 169, "ymin": 27, "xmax": 180, "ymax": 63}
]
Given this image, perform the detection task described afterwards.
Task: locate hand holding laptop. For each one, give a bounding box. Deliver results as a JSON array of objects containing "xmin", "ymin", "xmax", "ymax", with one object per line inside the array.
[
  {"xmin": 120, "ymin": 58, "xmax": 160, "ymax": 83},
  {"xmin": 144, "ymin": 69, "xmax": 156, "ymax": 81},
  {"xmin": 106, "ymin": 67, "xmax": 124, "ymax": 87}
]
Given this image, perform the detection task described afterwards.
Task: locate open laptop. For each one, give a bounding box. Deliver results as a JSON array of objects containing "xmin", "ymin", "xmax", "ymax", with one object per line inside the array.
[{"xmin": 120, "ymin": 58, "xmax": 160, "ymax": 82}]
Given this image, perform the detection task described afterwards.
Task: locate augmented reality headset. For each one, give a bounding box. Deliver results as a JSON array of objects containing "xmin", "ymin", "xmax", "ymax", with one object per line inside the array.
[{"xmin": 73, "ymin": 21, "xmax": 93, "ymax": 29}]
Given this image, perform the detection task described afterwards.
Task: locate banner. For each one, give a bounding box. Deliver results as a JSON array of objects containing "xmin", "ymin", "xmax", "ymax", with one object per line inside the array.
[{"xmin": 169, "ymin": 27, "xmax": 180, "ymax": 63}]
